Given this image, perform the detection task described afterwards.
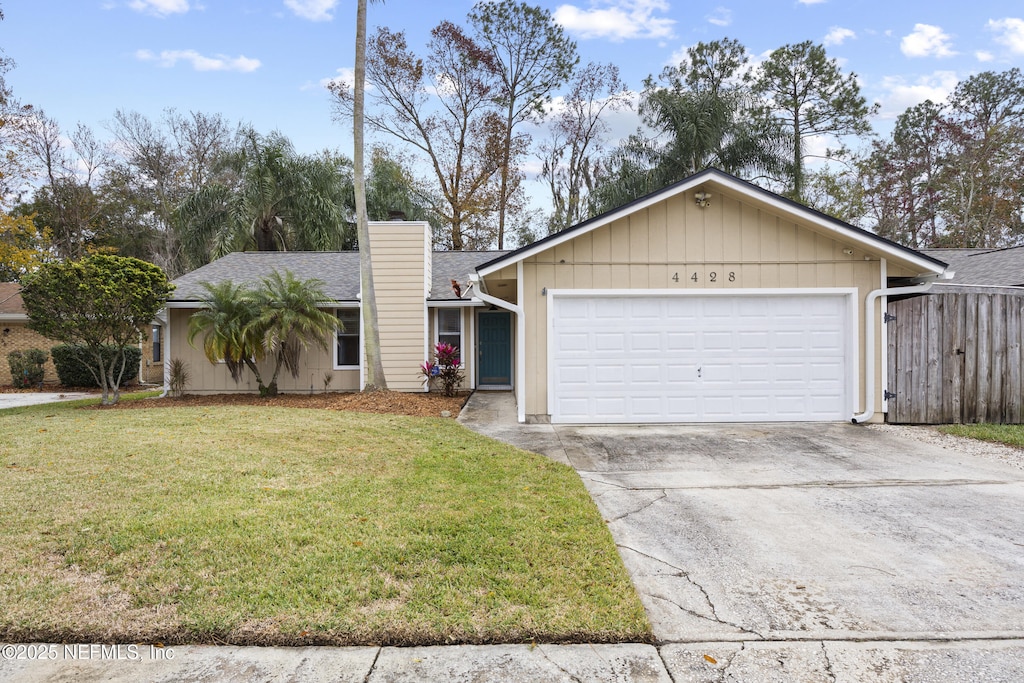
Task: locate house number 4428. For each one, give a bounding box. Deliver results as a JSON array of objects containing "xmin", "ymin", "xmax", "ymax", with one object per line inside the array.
[{"xmin": 672, "ymin": 272, "xmax": 736, "ymax": 283}]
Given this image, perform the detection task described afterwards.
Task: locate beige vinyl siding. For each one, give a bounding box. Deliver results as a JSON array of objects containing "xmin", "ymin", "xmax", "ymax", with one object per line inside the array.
[
  {"xmin": 518, "ymin": 189, "xmax": 887, "ymax": 420},
  {"xmin": 368, "ymin": 222, "xmax": 429, "ymax": 392},
  {"xmin": 166, "ymin": 308, "xmax": 359, "ymax": 394}
]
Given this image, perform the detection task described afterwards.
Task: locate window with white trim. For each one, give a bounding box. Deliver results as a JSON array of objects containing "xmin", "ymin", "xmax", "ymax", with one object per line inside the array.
[
  {"xmin": 152, "ymin": 326, "xmax": 162, "ymax": 363},
  {"xmin": 335, "ymin": 308, "xmax": 360, "ymax": 368},
  {"xmin": 436, "ymin": 308, "xmax": 462, "ymax": 356}
]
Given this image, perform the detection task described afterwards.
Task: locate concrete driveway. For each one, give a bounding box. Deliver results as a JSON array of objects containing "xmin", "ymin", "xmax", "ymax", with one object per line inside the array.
[
  {"xmin": 0, "ymin": 391, "xmax": 96, "ymax": 409},
  {"xmin": 461, "ymin": 393, "xmax": 1024, "ymax": 679}
]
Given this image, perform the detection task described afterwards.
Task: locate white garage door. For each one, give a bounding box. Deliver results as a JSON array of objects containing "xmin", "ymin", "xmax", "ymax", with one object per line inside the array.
[{"xmin": 550, "ymin": 293, "xmax": 851, "ymax": 423}]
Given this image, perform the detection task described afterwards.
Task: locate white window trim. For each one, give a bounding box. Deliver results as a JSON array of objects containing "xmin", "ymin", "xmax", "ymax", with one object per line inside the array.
[
  {"xmin": 334, "ymin": 305, "xmax": 361, "ymax": 370},
  {"xmin": 434, "ymin": 308, "xmax": 465, "ymax": 366}
]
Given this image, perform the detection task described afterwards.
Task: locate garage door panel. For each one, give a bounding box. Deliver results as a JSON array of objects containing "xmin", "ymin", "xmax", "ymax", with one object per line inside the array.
[
  {"xmin": 551, "ymin": 294, "xmax": 849, "ymax": 423},
  {"xmin": 630, "ymin": 332, "xmax": 662, "ymax": 351}
]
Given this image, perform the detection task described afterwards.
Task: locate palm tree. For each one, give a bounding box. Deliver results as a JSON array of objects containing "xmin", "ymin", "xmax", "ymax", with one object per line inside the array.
[
  {"xmin": 187, "ymin": 271, "xmax": 338, "ymax": 397},
  {"xmin": 176, "ymin": 128, "xmax": 349, "ymax": 269},
  {"xmin": 353, "ymin": 0, "xmax": 388, "ymax": 390},
  {"xmin": 250, "ymin": 270, "xmax": 338, "ymax": 397},
  {"xmin": 187, "ymin": 280, "xmax": 264, "ymax": 385}
]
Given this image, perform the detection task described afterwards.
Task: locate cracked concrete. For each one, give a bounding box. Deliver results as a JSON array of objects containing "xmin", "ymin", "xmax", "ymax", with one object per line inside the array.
[{"xmin": 460, "ymin": 392, "xmax": 1024, "ymax": 680}]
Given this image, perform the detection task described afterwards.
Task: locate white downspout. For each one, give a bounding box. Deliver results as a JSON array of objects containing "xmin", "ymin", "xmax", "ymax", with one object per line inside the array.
[
  {"xmin": 468, "ymin": 274, "xmax": 525, "ymax": 423},
  {"xmin": 159, "ymin": 313, "xmax": 170, "ymax": 398},
  {"xmin": 852, "ymin": 282, "xmax": 934, "ymax": 424}
]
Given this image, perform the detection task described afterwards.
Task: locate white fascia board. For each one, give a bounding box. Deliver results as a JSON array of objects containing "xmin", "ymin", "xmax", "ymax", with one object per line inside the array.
[{"xmin": 427, "ymin": 299, "xmax": 486, "ymax": 308}]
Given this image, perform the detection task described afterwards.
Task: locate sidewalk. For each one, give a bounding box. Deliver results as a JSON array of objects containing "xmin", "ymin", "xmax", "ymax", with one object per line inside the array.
[{"xmin": 4, "ymin": 639, "xmax": 1023, "ymax": 682}]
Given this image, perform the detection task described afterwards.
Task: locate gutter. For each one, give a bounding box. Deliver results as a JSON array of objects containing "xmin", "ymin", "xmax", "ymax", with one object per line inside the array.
[{"xmin": 851, "ymin": 281, "xmax": 935, "ymax": 424}]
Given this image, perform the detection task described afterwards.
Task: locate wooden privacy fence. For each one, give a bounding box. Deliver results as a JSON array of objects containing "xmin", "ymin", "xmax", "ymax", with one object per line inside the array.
[{"xmin": 887, "ymin": 290, "xmax": 1024, "ymax": 424}]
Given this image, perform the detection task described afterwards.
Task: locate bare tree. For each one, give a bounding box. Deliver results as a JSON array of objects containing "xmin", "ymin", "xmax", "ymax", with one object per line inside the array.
[
  {"xmin": 331, "ymin": 23, "xmax": 503, "ymax": 249},
  {"xmin": 539, "ymin": 62, "xmax": 630, "ymax": 233},
  {"xmin": 468, "ymin": 0, "xmax": 577, "ymax": 248}
]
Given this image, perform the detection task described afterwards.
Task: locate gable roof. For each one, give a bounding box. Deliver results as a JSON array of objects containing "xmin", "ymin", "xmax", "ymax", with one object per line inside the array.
[
  {"xmin": 0, "ymin": 282, "xmax": 26, "ymax": 317},
  {"xmin": 920, "ymin": 246, "xmax": 1024, "ymax": 287},
  {"xmin": 477, "ymin": 168, "xmax": 949, "ymax": 278},
  {"xmin": 169, "ymin": 250, "xmax": 507, "ymax": 304}
]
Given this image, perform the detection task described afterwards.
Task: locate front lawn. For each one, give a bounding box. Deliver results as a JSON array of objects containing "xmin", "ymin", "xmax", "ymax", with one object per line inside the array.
[
  {"xmin": 0, "ymin": 401, "xmax": 650, "ymax": 645},
  {"xmin": 938, "ymin": 423, "xmax": 1024, "ymax": 448}
]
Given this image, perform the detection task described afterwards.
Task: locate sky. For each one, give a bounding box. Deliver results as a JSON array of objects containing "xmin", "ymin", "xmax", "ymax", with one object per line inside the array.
[{"xmin": 3, "ymin": 0, "xmax": 1024, "ymax": 204}]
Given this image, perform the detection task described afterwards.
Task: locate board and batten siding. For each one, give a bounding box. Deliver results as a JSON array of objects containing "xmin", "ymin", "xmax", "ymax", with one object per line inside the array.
[
  {"xmin": 166, "ymin": 307, "xmax": 359, "ymax": 394},
  {"xmin": 368, "ymin": 221, "xmax": 430, "ymax": 392},
  {"xmin": 517, "ymin": 189, "xmax": 892, "ymax": 420}
]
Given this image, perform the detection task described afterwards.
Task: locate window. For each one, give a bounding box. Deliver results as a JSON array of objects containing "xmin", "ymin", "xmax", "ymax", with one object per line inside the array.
[
  {"xmin": 152, "ymin": 326, "xmax": 162, "ymax": 363},
  {"xmin": 336, "ymin": 309, "xmax": 360, "ymax": 368},
  {"xmin": 437, "ymin": 309, "xmax": 462, "ymax": 356}
]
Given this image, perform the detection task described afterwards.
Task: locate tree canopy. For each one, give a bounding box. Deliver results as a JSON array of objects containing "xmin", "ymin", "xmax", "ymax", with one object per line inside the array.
[{"xmin": 20, "ymin": 254, "xmax": 173, "ymax": 404}]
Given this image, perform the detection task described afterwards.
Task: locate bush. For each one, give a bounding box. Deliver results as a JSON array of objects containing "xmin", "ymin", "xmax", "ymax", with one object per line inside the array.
[
  {"xmin": 51, "ymin": 345, "xmax": 141, "ymax": 388},
  {"xmin": 7, "ymin": 348, "xmax": 48, "ymax": 388},
  {"xmin": 420, "ymin": 342, "xmax": 464, "ymax": 397},
  {"xmin": 168, "ymin": 358, "xmax": 190, "ymax": 397}
]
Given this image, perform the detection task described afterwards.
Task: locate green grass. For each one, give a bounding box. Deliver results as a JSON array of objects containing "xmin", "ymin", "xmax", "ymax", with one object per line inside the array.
[
  {"xmin": 938, "ymin": 423, "xmax": 1024, "ymax": 449},
  {"xmin": 0, "ymin": 402, "xmax": 650, "ymax": 646}
]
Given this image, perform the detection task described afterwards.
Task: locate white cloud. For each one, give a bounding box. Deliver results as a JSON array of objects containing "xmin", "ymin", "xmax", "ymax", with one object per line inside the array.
[
  {"xmin": 797, "ymin": 0, "xmax": 826, "ymax": 5},
  {"xmin": 877, "ymin": 71, "xmax": 959, "ymax": 118},
  {"xmin": 128, "ymin": 0, "xmax": 190, "ymax": 16},
  {"xmin": 976, "ymin": 50, "xmax": 995, "ymax": 62},
  {"xmin": 136, "ymin": 49, "xmax": 261, "ymax": 72},
  {"xmin": 988, "ymin": 17, "xmax": 1024, "ymax": 54},
  {"xmin": 319, "ymin": 67, "xmax": 356, "ymax": 91},
  {"xmin": 284, "ymin": 0, "xmax": 337, "ymax": 22},
  {"xmin": 553, "ymin": 0, "xmax": 675, "ymax": 42},
  {"xmin": 706, "ymin": 7, "xmax": 732, "ymax": 27},
  {"xmin": 900, "ymin": 23, "xmax": 957, "ymax": 58},
  {"xmin": 823, "ymin": 26, "xmax": 855, "ymax": 47}
]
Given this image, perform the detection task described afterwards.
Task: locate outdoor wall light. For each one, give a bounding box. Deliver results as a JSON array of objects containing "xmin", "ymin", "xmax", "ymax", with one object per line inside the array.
[
  {"xmin": 695, "ymin": 191, "xmax": 712, "ymax": 208},
  {"xmin": 843, "ymin": 248, "xmax": 854, "ymax": 255}
]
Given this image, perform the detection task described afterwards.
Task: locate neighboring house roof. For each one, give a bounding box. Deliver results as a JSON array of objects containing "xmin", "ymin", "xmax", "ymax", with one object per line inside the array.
[
  {"xmin": 0, "ymin": 282, "xmax": 28, "ymax": 319},
  {"xmin": 920, "ymin": 246, "xmax": 1024, "ymax": 287},
  {"xmin": 477, "ymin": 167, "xmax": 949, "ymax": 278},
  {"xmin": 169, "ymin": 250, "xmax": 507, "ymax": 304}
]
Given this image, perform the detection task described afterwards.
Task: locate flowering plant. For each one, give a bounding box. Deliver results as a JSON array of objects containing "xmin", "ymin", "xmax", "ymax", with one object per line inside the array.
[{"xmin": 420, "ymin": 342, "xmax": 464, "ymax": 396}]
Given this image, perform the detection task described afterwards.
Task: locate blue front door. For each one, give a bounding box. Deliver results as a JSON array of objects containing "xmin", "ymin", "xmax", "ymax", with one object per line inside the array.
[{"xmin": 478, "ymin": 311, "xmax": 512, "ymax": 386}]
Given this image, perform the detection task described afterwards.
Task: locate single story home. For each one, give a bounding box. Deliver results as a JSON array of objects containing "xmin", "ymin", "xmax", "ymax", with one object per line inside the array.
[{"xmin": 164, "ymin": 168, "xmax": 954, "ymax": 424}]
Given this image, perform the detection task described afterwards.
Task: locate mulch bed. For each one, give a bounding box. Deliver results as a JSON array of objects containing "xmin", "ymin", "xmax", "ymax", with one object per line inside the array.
[{"xmin": 101, "ymin": 390, "xmax": 469, "ymax": 418}]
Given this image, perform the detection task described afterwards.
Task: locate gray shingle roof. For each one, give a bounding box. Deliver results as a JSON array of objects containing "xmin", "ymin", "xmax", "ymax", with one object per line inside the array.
[
  {"xmin": 170, "ymin": 252, "xmax": 362, "ymax": 302},
  {"xmin": 169, "ymin": 250, "xmax": 509, "ymax": 303},
  {"xmin": 920, "ymin": 247, "xmax": 1024, "ymax": 286},
  {"xmin": 430, "ymin": 251, "xmax": 509, "ymax": 300}
]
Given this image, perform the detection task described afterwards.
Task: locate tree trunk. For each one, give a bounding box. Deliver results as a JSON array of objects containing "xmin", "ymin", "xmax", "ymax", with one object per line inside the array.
[{"xmin": 355, "ymin": 0, "xmax": 388, "ymax": 391}]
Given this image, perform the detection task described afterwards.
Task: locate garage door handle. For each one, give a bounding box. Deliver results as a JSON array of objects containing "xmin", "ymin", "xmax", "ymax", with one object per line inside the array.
[{"xmin": 697, "ymin": 366, "xmax": 702, "ymax": 378}]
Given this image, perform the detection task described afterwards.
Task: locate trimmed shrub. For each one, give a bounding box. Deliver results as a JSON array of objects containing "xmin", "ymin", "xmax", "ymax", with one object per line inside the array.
[
  {"xmin": 51, "ymin": 345, "xmax": 141, "ymax": 388},
  {"xmin": 7, "ymin": 348, "xmax": 48, "ymax": 388}
]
